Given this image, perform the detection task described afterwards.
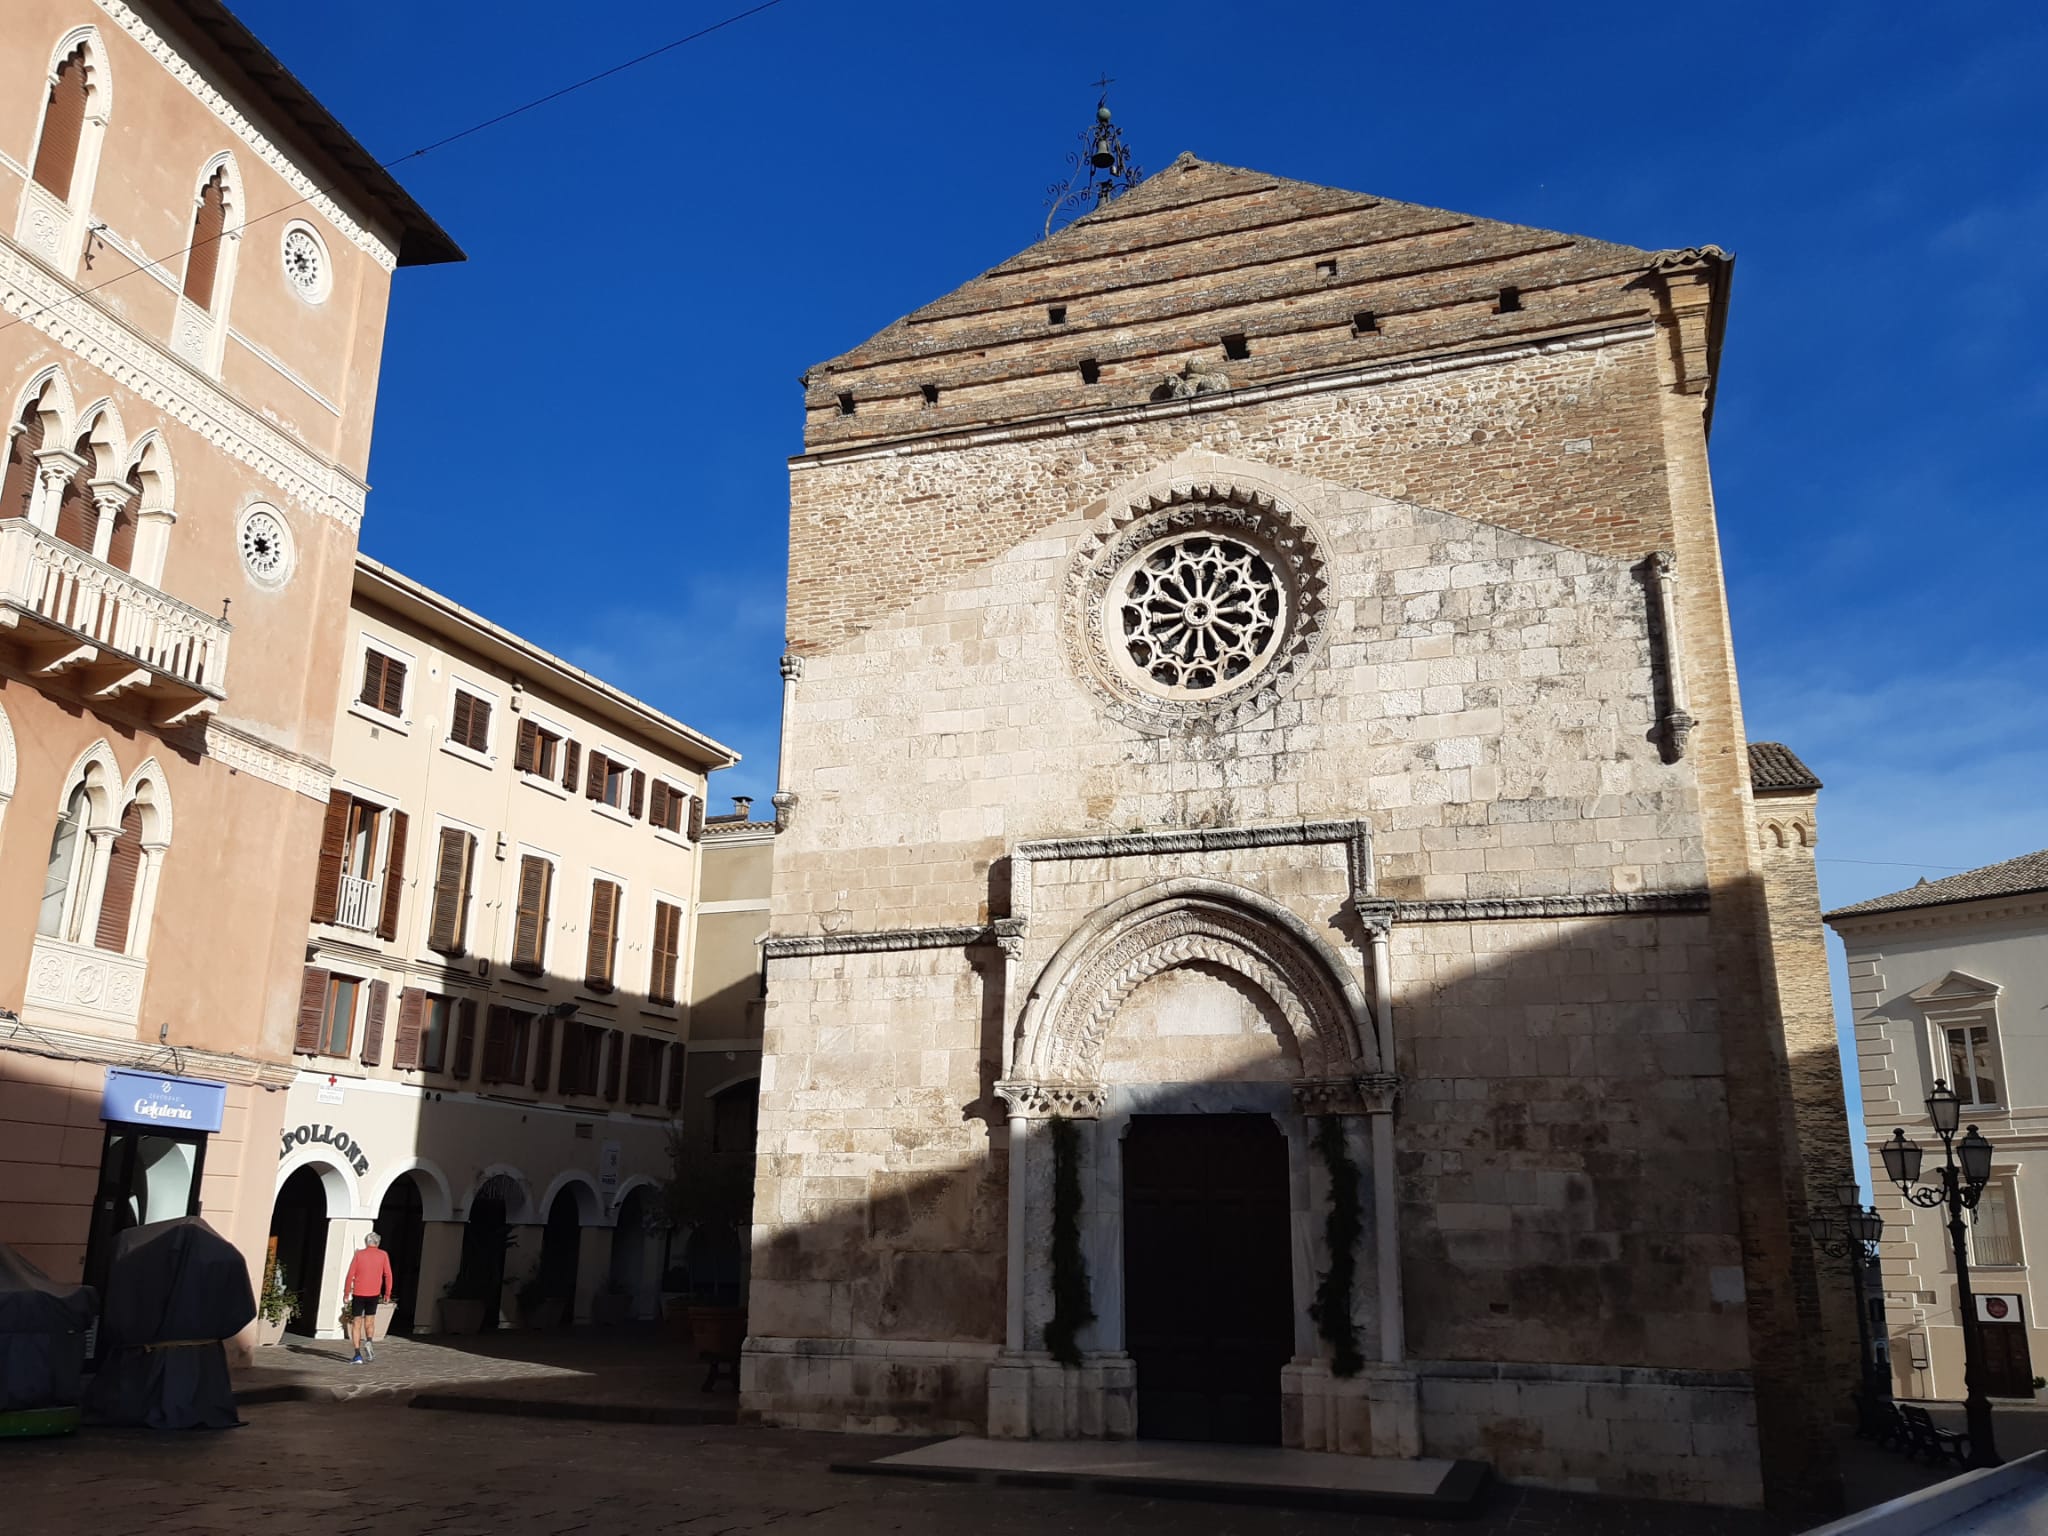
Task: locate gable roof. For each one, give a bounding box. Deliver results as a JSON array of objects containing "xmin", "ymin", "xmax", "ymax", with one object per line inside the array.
[
  {"xmin": 1825, "ymin": 848, "xmax": 2048, "ymax": 922},
  {"xmin": 800, "ymin": 153, "xmax": 1724, "ymax": 452},
  {"xmin": 168, "ymin": 1, "xmax": 462, "ymax": 267},
  {"xmin": 1749, "ymin": 742, "xmax": 1822, "ymax": 793}
]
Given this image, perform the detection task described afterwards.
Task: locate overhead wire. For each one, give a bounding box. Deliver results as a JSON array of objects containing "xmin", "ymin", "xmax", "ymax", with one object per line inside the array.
[{"xmin": 0, "ymin": 0, "xmax": 787, "ymax": 336}]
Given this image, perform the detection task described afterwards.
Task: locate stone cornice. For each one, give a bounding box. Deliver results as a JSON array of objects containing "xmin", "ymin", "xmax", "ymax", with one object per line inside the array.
[
  {"xmin": 993, "ymin": 1079, "xmax": 1109, "ymax": 1119},
  {"xmin": 1017, "ymin": 820, "xmax": 1373, "ymax": 908},
  {"xmin": 0, "ymin": 236, "xmax": 369, "ymax": 529},
  {"xmin": 1827, "ymin": 893, "xmax": 2048, "ymax": 940},
  {"xmin": 93, "ymin": 1, "xmax": 398, "ymax": 273},
  {"xmin": 791, "ymin": 322, "xmax": 1658, "ymax": 469},
  {"xmin": 1393, "ymin": 890, "xmax": 1709, "ymax": 922},
  {"xmin": 764, "ymin": 923, "xmax": 1000, "ymax": 960},
  {"xmin": 0, "ymin": 1014, "xmax": 295, "ymax": 1088},
  {"xmin": 204, "ymin": 719, "xmax": 336, "ymax": 802}
]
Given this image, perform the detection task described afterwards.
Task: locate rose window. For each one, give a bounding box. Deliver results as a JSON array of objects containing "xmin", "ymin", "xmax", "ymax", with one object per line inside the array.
[
  {"xmin": 1117, "ymin": 534, "xmax": 1285, "ymax": 697},
  {"xmin": 237, "ymin": 506, "xmax": 294, "ymax": 588},
  {"xmin": 281, "ymin": 225, "xmax": 330, "ymax": 302}
]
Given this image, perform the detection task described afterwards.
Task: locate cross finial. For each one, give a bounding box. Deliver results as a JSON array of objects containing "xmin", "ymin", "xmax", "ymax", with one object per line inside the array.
[{"xmin": 1091, "ymin": 73, "xmax": 1115, "ymax": 95}]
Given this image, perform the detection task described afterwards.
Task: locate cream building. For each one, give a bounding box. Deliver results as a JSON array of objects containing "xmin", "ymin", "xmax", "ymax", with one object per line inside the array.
[
  {"xmin": 1828, "ymin": 849, "xmax": 2048, "ymax": 1404},
  {"xmin": 745, "ymin": 156, "xmax": 1847, "ymax": 1513},
  {"xmin": 266, "ymin": 556, "xmax": 737, "ymax": 1337},
  {"xmin": 0, "ymin": 0, "xmax": 456, "ymax": 1342}
]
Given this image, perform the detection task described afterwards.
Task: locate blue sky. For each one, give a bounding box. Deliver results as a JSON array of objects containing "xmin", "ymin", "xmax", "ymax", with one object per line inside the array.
[{"xmin": 241, "ymin": 1, "xmax": 2045, "ymax": 1152}]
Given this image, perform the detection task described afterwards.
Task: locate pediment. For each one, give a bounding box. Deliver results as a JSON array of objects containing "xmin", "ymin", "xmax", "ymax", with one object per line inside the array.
[{"xmin": 1908, "ymin": 970, "xmax": 2001, "ymax": 1005}]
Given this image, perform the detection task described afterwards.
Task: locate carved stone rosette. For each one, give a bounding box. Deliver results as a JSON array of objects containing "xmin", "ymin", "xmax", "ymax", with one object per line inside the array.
[
  {"xmin": 994, "ymin": 1080, "xmax": 1109, "ymax": 1120},
  {"xmin": 1061, "ymin": 483, "xmax": 1331, "ymax": 737}
]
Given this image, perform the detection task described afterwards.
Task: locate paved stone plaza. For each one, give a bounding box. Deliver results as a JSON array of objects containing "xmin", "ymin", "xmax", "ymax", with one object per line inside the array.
[{"xmin": 3, "ymin": 1399, "xmax": 1805, "ymax": 1536}]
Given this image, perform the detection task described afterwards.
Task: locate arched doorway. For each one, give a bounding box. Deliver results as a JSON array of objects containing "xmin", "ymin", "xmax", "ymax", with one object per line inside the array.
[
  {"xmin": 610, "ymin": 1186, "xmax": 652, "ymax": 1319},
  {"xmin": 458, "ymin": 1180, "xmax": 512, "ymax": 1330},
  {"xmin": 269, "ymin": 1166, "xmax": 330, "ymax": 1336},
  {"xmin": 375, "ymin": 1176, "xmax": 426, "ymax": 1335},
  {"xmin": 537, "ymin": 1189, "xmax": 581, "ymax": 1323},
  {"xmin": 1124, "ymin": 1113, "xmax": 1293, "ymax": 1443},
  {"xmin": 685, "ymin": 1222, "xmax": 743, "ymax": 1306}
]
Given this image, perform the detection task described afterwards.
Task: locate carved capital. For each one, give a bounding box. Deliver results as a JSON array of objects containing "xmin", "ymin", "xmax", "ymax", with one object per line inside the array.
[
  {"xmin": 779, "ymin": 652, "xmax": 805, "ymax": 683},
  {"xmin": 991, "ymin": 916, "xmax": 1028, "ymax": 961},
  {"xmin": 89, "ymin": 478, "xmax": 132, "ymax": 515},
  {"xmin": 1359, "ymin": 1072, "xmax": 1402, "ymax": 1115},
  {"xmin": 994, "ymin": 1080, "xmax": 1108, "ymax": 1120},
  {"xmin": 1353, "ymin": 897, "xmax": 1398, "ymax": 940},
  {"xmin": 771, "ymin": 790, "xmax": 798, "ymax": 831}
]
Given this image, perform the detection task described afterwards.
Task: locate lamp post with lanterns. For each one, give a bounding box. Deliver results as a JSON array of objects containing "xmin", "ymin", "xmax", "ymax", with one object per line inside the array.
[
  {"xmin": 1880, "ymin": 1080, "xmax": 2000, "ymax": 1469},
  {"xmin": 1808, "ymin": 1173, "xmax": 1886, "ymax": 1402}
]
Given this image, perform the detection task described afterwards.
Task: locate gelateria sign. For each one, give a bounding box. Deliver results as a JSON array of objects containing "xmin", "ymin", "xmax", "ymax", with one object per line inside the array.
[{"xmin": 278, "ymin": 1123, "xmax": 370, "ymax": 1178}]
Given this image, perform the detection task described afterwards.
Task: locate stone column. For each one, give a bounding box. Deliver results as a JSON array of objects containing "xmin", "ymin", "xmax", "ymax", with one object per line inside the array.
[
  {"xmin": 31, "ymin": 451, "xmax": 80, "ymax": 535},
  {"xmin": 771, "ymin": 652, "xmax": 801, "ymax": 829}
]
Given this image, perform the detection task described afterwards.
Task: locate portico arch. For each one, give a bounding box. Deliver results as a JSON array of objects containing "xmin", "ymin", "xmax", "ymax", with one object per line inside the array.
[
  {"xmin": 370, "ymin": 1157, "xmax": 454, "ymax": 1223},
  {"xmin": 539, "ymin": 1169, "xmax": 607, "ymax": 1227},
  {"xmin": 1014, "ymin": 878, "xmax": 1379, "ymax": 1082}
]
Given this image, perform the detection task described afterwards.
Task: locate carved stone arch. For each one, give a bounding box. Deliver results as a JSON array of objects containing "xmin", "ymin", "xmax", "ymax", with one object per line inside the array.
[
  {"xmin": 125, "ymin": 430, "xmax": 177, "ymax": 515},
  {"xmin": 461, "ymin": 1164, "xmax": 533, "ymax": 1223},
  {"xmin": 1794, "ymin": 821, "xmax": 1811, "ymax": 848},
  {"xmin": 370, "ymin": 1158, "xmax": 455, "ymax": 1223},
  {"xmin": 0, "ymin": 700, "xmax": 14, "ymax": 837},
  {"xmin": 540, "ymin": 1169, "xmax": 608, "ymax": 1227},
  {"xmin": 58, "ymin": 738, "xmax": 121, "ymax": 826},
  {"xmin": 120, "ymin": 757, "xmax": 174, "ymax": 844},
  {"xmin": 12, "ymin": 365, "xmax": 75, "ymax": 443},
  {"xmin": 276, "ymin": 1146, "xmax": 360, "ymax": 1219},
  {"xmin": 71, "ymin": 397, "xmax": 128, "ymax": 477},
  {"xmin": 1764, "ymin": 821, "xmax": 1785, "ymax": 848},
  {"xmin": 45, "ymin": 26, "xmax": 113, "ymax": 119},
  {"xmin": 1017, "ymin": 877, "xmax": 1377, "ymax": 1082}
]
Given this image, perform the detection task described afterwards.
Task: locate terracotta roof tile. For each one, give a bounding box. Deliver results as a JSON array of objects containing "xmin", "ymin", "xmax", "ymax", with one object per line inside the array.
[
  {"xmin": 1748, "ymin": 742, "xmax": 1821, "ymax": 793},
  {"xmin": 1825, "ymin": 849, "xmax": 2048, "ymax": 921}
]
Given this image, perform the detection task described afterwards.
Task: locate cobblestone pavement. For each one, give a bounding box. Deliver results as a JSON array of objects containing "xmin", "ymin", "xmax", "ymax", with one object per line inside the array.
[{"xmin": 2, "ymin": 1400, "xmax": 1803, "ymax": 1536}]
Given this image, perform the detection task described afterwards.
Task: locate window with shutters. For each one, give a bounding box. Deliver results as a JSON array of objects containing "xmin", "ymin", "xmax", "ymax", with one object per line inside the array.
[
  {"xmin": 34, "ymin": 749, "xmax": 168, "ymax": 968},
  {"xmin": 445, "ymin": 686, "xmax": 494, "ymax": 760},
  {"xmin": 481, "ymin": 1006, "xmax": 533, "ymax": 1087},
  {"xmin": 585, "ymin": 749, "xmax": 636, "ymax": 814},
  {"xmin": 624, "ymin": 1035, "xmax": 664, "ymax": 1106},
  {"xmin": 649, "ymin": 899, "xmax": 684, "ymax": 1006},
  {"xmin": 319, "ymin": 976, "xmax": 360, "ymax": 1058},
  {"xmin": 180, "ymin": 164, "xmax": 231, "ymax": 312},
  {"xmin": 514, "ymin": 718, "xmax": 563, "ymax": 783},
  {"xmin": 22, "ymin": 35, "xmax": 110, "ymax": 274},
  {"xmin": 510, "ymin": 853, "xmax": 555, "ymax": 974},
  {"xmin": 425, "ymin": 825, "xmax": 477, "ymax": 956},
  {"xmin": 557, "ymin": 1021, "xmax": 605, "ymax": 1098},
  {"xmin": 649, "ymin": 780, "xmax": 687, "ymax": 836},
  {"xmin": 585, "ymin": 878, "xmax": 622, "ymax": 992},
  {"xmin": 92, "ymin": 801, "xmax": 145, "ymax": 954},
  {"xmin": 356, "ymin": 645, "xmax": 409, "ymax": 723},
  {"xmin": 38, "ymin": 783, "xmax": 94, "ymax": 942},
  {"xmin": 710, "ymin": 1081, "xmax": 760, "ymax": 1155},
  {"xmin": 313, "ymin": 792, "xmax": 405, "ymax": 937},
  {"xmin": 420, "ymin": 995, "xmax": 453, "ymax": 1073},
  {"xmin": 1971, "ymin": 1179, "xmax": 2025, "ymax": 1268}
]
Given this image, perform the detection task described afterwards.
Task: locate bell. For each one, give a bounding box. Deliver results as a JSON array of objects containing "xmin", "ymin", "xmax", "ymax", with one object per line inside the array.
[{"xmin": 1090, "ymin": 127, "xmax": 1115, "ymax": 171}]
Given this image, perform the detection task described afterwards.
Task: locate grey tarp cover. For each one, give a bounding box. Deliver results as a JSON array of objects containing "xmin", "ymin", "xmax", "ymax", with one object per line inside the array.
[
  {"xmin": 81, "ymin": 1216, "xmax": 253, "ymax": 1430},
  {"xmin": 0, "ymin": 1242, "xmax": 95, "ymax": 1412}
]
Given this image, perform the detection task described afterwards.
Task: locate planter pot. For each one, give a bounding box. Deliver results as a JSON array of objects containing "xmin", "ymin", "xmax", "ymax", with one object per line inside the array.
[
  {"xmin": 255, "ymin": 1316, "xmax": 287, "ymax": 1348},
  {"xmin": 591, "ymin": 1291, "xmax": 633, "ymax": 1327},
  {"xmin": 517, "ymin": 1296, "xmax": 568, "ymax": 1331},
  {"xmin": 437, "ymin": 1297, "xmax": 488, "ymax": 1336},
  {"xmin": 687, "ymin": 1305, "xmax": 747, "ymax": 1362},
  {"xmin": 372, "ymin": 1300, "xmax": 397, "ymax": 1340}
]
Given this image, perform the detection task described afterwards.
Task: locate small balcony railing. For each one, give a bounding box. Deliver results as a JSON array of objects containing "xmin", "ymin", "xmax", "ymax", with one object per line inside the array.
[
  {"xmin": 0, "ymin": 518, "xmax": 229, "ymax": 723},
  {"xmin": 334, "ymin": 874, "xmax": 382, "ymax": 932},
  {"xmin": 1972, "ymin": 1229, "xmax": 2023, "ymax": 1268}
]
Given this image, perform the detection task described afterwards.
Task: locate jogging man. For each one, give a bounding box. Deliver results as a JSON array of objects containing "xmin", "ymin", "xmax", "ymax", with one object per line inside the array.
[{"xmin": 344, "ymin": 1231, "xmax": 394, "ymax": 1364}]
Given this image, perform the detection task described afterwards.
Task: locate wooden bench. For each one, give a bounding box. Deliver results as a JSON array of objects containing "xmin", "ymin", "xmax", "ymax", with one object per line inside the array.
[{"xmin": 1898, "ymin": 1404, "xmax": 1970, "ymax": 1466}]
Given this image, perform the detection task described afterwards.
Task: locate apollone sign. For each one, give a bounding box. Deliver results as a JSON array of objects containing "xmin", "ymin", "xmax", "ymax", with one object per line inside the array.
[{"xmin": 279, "ymin": 1122, "xmax": 370, "ymax": 1178}]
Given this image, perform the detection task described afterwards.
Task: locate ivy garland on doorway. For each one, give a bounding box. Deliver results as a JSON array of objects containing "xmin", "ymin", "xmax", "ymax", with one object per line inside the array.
[
  {"xmin": 1043, "ymin": 1115, "xmax": 1096, "ymax": 1366},
  {"xmin": 1309, "ymin": 1114, "xmax": 1365, "ymax": 1377}
]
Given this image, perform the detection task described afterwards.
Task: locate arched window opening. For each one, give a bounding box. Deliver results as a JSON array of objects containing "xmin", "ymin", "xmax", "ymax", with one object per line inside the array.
[
  {"xmin": 93, "ymin": 800, "xmax": 144, "ymax": 953},
  {"xmin": 181, "ymin": 166, "xmax": 230, "ymax": 310},
  {"xmin": 54, "ymin": 430, "xmax": 97, "ymax": 551},
  {"xmin": 32, "ymin": 48, "xmax": 89, "ymax": 201},
  {"xmin": 2, "ymin": 399, "xmax": 44, "ymax": 521},
  {"xmin": 104, "ymin": 461, "xmax": 140, "ymax": 573},
  {"xmin": 39, "ymin": 783, "xmax": 93, "ymax": 940}
]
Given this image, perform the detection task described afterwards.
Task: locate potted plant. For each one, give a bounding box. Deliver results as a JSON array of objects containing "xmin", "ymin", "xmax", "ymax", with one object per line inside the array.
[
  {"xmin": 655, "ymin": 1122, "xmax": 755, "ymax": 1384},
  {"xmin": 255, "ymin": 1255, "xmax": 295, "ymax": 1347},
  {"xmin": 437, "ymin": 1232, "xmax": 511, "ymax": 1335},
  {"xmin": 514, "ymin": 1267, "xmax": 569, "ymax": 1331},
  {"xmin": 591, "ymin": 1275, "xmax": 634, "ymax": 1327}
]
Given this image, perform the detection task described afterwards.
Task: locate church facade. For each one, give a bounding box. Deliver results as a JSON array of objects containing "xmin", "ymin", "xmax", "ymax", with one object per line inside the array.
[{"xmin": 743, "ymin": 155, "xmax": 1840, "ymax": 1511}]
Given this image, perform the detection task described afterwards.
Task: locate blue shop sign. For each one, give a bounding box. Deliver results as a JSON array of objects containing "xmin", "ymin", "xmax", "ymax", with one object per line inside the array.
[{"xmin": 101, "ymin": 1068, "xmax": 226, "ymax": 1134}]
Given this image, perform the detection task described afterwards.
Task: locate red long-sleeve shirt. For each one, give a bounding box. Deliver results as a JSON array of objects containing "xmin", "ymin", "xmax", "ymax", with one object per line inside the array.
[{"xmin": 345, "ymin": 1247, "xmax": 393, "ymax": 1300}]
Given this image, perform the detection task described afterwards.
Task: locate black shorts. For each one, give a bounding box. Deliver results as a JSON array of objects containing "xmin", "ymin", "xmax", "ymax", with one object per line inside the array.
[{"xmin": 351, "ymin": 1297, "xmax": 381, "ymax": 1317}]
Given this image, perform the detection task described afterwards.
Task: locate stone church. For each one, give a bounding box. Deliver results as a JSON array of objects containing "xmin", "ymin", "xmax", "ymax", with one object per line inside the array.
[{"xmin": 743, "ymin": 154, "xmax": 1846, "ymax": 1511}]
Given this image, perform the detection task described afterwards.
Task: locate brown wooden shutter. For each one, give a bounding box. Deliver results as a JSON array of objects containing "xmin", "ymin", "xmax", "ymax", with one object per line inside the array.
[
  {"xmin": 182, "ymin": 167, "xmax": 228, "ymax": 309},
  {"xmin": 428, "ymin": 828, "xmax": 472, "ymax": 954},
  {"xmin": 562, "ymin": 739, "xmax": 581, "ymax": 791},
  {"xmin": 481, "ymin": 1005, "xmax": 510, "ymax": 1083},
  {"xmin": 295, "ymin": 967, "xmax": 331, "ymax": 1054},
  {"xmin": 310, "ymin": 790, "xmax": 351, "ymax": 924},
  {"xmin": 585, "ymin": 880, "xmax": 618, "ymax": 991},
  {"xmin": 92, "ymin": 802, "xmax": 145, "ymax": 952},
  {"xmin": 513, "ymin": 855, "xmax": 550, "ymax": 973},
  {"xmin": 393, "ymin": 987, "xmax": 425, "ymax": 1070},
  {"xmin": 358, "ymin": 652, "xmax": 382, "ymax": 708},
  {"xmin": 508, "ymin": 1011, "xmax": 530, "ymax": 1083},
  {"xmin": 360, "ymin": 980, "xmax": 390, "ymax": 1066},
  {"xmin": 32, "ymin": 51, "xmax": 87, "ymax": 201},
  {"xmin": 650, "ymin": 900, "xmax": 678, "ymax": 1005},
  {"xmin": 104, "ymin": 464, "xmax": 139, "ymax": 574},
  {"xmin": 3, "ymin": 404, "xmax": 44, "ymax": 522},
  {"xmin": 603, "ymin": 1030, "xmax": 622, "ymax": 1102},
  {"xmin": 649, "ymin": 780, "xmax": 669, "ymax": 831},
  {"xmin": 377, "ymin": 811, "xmax": 408, "ymax": 942},
  {"xmin": 452, "ymin": 998, "xmax": 478, "ymax": 1079},
  {"xmin": 449, "ymin": 691, "xmax": 473, "ymax": 748},
  {"xmin": 54, "ymin": 439, "xmax": 96, "ymax": 551},
  {"xmin": 585, "ymin": 750, "xmax": 606, "ymax": 800},
  {"xmin": 466, "ymin": 695, "xmax": 491, "ymax": 751},
  {"xmin": 556, "ymin": 1023, "xmax": 579, "ymax": 1095},
  {"xmin": 533, "ymin": 1016, "xmax": 555, "ymax": 1091},
  {"xmin": 629, "ymin": 770, "xmax": 646, "ymax": 819},
  {"xmin": 665, "ymin": 1042, "xmax": 685, "ymax": 1110},
  {"xmin": 515, "ymin": 719, "xmax": 538, "ymax": 773},
  {"xmin": 381, "ymin": 656, "xmax": 406, "ymax": 715}
]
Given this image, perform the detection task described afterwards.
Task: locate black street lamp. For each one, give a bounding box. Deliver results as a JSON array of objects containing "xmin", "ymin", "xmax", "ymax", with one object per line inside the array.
[
  {"xmin": 1881, "ymin": 1081, "xmax": 2001, "ymax": 1469},
  {"xmin": 1808, "ymin": 1175, "xmax": 1886, "ymax": 1403}
]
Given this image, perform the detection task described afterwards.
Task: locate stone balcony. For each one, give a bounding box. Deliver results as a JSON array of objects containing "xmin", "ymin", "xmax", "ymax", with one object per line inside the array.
[
  {"xmin": 23, "ymin": 933, "xmax": 147, "ymax": 1033},
  {"xmin": 0, "ymin": 518, "xmax": 230, "ymax": 725}
]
